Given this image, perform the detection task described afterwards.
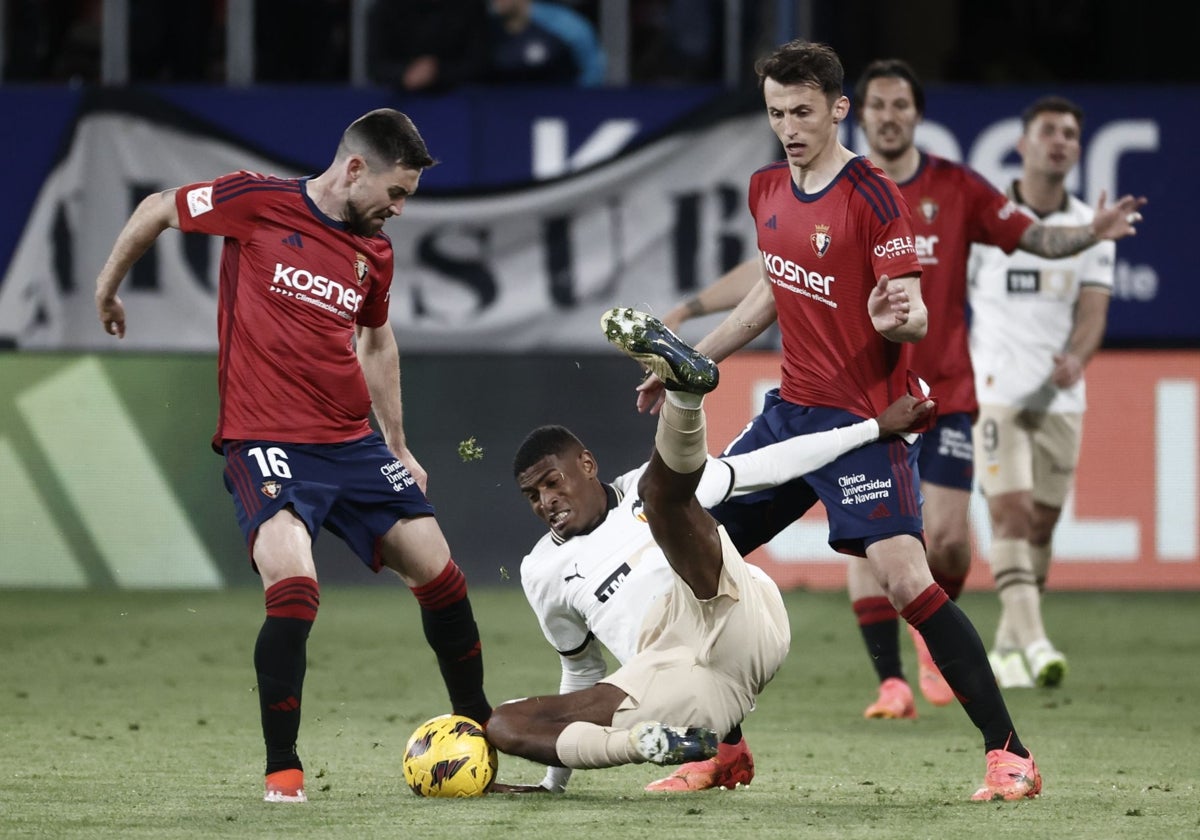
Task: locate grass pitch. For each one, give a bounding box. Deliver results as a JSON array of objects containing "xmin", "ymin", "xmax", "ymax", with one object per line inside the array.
[{"xmin": 2, "ymin": 587, "xmax": 1198, "ymax": 839}]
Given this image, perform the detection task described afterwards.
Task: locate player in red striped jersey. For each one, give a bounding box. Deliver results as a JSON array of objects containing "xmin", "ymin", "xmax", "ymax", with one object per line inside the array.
[
  {"xmin": 661, "ymin": 60, "xmax": 1144, "ymax": 724},
  {"xmin": 642, "ymin": 40, "xmax": 1041, "ymax": 801},
  {"xmin": 849, "ymin": 61, "xmax": 1145, "ymax": 710},
  {"xmin": 94, "ymin": 109, "xmax": 491, "ymax": 802}
]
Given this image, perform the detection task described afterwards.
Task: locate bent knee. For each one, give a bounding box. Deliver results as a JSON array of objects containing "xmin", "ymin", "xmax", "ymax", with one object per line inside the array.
[
  {"xmin": 925, "ymin": 537, "xmax": 971, "ymax": 576},
  {"xmin": 484, "ymin": 704, "xmax": 524, "ymax": 753}
]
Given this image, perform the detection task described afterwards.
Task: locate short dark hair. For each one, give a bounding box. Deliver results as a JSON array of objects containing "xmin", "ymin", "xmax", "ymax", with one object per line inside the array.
[
  {"xmin": 512, "ymin": 425, "xmax": 585, "ymax": 478},
  {"xmin": 1020, "ymin": 95, "xmax": 1084, "ymax": 133},
  {"xmin": 339, "ymin": 108, "xmax": 436, "ymax": 171},
  {"xmin": 755, "ymin": 39, "xmax": 844, "ymax": 97},
  {"xmin": 853, "ymin": 58, "xmax": 925, "ymax": 115}
]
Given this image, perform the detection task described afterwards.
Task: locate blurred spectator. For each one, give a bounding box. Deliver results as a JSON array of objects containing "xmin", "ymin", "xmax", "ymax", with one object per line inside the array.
[
  {"xmin": 486, "ymin": 0, "xmax": 606, "ymax": 87},
  {"xmin": 256, "ymin": 0, "xmax": 349, "ymax": 82},
  {"xmin": 5, "ymin": 0, "xmax": 222, "ymax": 83},
  {"xmin": 551, "ymin": 0, "xmax": 598, "ymax": 23},
  {"xmin": 4, "ymin": 0, "xmax": 99, "ymax": 82},
  {"xmin": 629, "ymin": 0, "xmax": 763, "ymax": 86},
  {"xmin": 131, "ymin": 1, "xmax": 221, "ymax": 82},
  {"xmin": 366, "ymin": 0, "xmax": 490, "ymax": 92}
]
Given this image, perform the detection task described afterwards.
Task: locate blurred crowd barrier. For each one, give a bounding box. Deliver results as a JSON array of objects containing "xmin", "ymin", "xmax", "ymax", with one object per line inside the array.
[{"xmin": 1, "ymin": 350, "xmax": 1196, "ymax": 590}]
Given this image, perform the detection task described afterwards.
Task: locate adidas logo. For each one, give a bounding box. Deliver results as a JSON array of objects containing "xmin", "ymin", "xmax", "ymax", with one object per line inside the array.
[
  {"xmin": 281, "ymin": 232, "xmax": 304, "ymax": 248},
  {"xmin": 764, "ymin": 215, "xmax": 778, "ymax": 230},
  {"xmin": 268, "ymin": 695, "xmax": 300, "ymax": 712},
  {"xmin": 867, "ymin": 502, "xmax": 891, "ymax": 520}
]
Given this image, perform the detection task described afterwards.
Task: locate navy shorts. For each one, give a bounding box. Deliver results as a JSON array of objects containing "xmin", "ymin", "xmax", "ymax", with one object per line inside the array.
[
  {"xmin": 710, "ymin": 389, "xmax": 924, "ymax": 558},
  {"xmin": 222, "ymin": 432, "xmax": 436, "ymax": 572},
  {"xmin": 917, "ymin": 411, "xmax": 975, "ymax": 491}
]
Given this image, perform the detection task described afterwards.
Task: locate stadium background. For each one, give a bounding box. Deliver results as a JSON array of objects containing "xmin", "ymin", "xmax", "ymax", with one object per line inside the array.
[{"xmin": 1, "ymin": 1, "xmax": 1196, "ymax": 592}]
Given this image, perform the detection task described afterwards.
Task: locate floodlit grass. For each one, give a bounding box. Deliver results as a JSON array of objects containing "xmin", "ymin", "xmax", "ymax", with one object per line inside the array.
[{"xmin": 2, "ymin": 587, "xmax": 1198, "ymax": 839}]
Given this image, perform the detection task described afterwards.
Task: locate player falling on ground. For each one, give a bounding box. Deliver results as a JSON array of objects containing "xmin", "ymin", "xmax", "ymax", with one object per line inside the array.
[
  {"xmin": 486, "ymin": 308, "xmax": 934, "ymax": 793},
  {"xmin": 94, "ymin": 109, "xmax": 490, "ymax": 803}
]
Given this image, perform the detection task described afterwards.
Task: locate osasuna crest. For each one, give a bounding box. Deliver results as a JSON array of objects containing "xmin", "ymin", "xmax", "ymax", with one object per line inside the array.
[
  {"xmin": 260, "ymin": 480, "xmax": 282, "ymax": 499},
  {"xmin": 353, "ymin": 252, "xmax": 369, "ymax": 286},
  {"xmin": 810, "ymin": 224, "xmax": 832, "ymax": 258},
  {"xmin": 919, "ymin": 197, "xmax": 939, "ymax": 223}
]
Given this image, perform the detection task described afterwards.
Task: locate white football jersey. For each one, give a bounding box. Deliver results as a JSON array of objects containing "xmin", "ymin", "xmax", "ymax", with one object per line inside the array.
[
  {"xmin": 968, "ymin": 184, "xmax": 1114, "ymax": 413},
  {"xmin": 518, "ymin": 418, "xmax": 878, "ymax": 792},
  {"xmin": 520, "ymin": 459, "xmax": 736, "ymax": 665}
]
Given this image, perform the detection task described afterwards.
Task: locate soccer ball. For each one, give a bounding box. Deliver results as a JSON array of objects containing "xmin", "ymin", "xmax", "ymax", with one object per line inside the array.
[{"xmin": 402, "ymin": 714, "xmax": 497, "ymax": 797}]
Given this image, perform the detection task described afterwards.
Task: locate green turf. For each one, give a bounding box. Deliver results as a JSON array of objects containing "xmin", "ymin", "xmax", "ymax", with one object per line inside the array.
[{"xmin": 2, "ymin": 587, "xmax": 1198, "ymax": 839}]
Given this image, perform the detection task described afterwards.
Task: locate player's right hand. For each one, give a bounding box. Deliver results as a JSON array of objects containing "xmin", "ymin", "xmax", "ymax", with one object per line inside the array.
[
  {"xmin": 1091, "ymin": 190, "xmax": 1148, "ymax": 241},
  {"xmin": 97, "ymin": 293, "xmax": 126, "ymax": 338},
  {"xmin": 876, "ymin": 394, "xmax": 936, "ymax": 438}
]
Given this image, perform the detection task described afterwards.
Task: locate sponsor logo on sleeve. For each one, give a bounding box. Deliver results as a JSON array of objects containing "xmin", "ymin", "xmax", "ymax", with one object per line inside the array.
[
  {"xmin": 186, "ymin": 186, "xmax": 213, "ymax": 218},
  {"xmin": 873, "ymin": 235, "xmax": 917, "ymax": 259}
]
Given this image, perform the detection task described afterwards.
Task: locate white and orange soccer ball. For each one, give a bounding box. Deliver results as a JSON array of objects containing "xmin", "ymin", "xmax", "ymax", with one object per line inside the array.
[{"xmin": 402, "ymin": 714, "xmax": 498, "ymax": 798}]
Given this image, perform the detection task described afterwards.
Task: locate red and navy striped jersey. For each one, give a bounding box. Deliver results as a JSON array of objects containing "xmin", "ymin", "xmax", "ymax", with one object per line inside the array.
[
  {"xmin": 748, "ymin": 156, "xmax": 922, "ymax": 420},
  {"xmin": 175, "ymin": 171, "xmax": 394, "ymax": 449},
  {"xmin": 897, "ymin": 153, "xmax": 1033, "ymax": 417}
]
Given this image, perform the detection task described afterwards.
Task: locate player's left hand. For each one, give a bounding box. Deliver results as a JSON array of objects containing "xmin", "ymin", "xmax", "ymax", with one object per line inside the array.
[
  {"xmin": 1091, "ymin": 190, "xmax": 1148, "ymax": 241},
  {"xmin": 392, "ymin": 445, "xmax": 429, "ymax": 493},
  {"xmin": 868, "ymin": 275, "xmax": 910, "ymax": 333},
  {"xmin": 1051, "ymin": 351, "xmax": 1084, "ymax": 388}
]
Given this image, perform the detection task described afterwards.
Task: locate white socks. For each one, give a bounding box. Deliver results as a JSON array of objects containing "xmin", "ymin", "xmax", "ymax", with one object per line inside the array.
[
  {"xmin": 555, "ymin": 721, "xmax": 644, "ymax": 768},
  {"xmin": 991, "ymin": 537, "xmax": 1047, "ymax": 651},
  {"xmin": 655, "ymin": 392, "xmax": 707, "ymax": 474}
]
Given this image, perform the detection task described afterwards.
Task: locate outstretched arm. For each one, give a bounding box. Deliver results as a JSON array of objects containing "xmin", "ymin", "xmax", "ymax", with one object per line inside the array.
[
  {"xmin": 1018, "ymin": 190, "xmax": 1147, "ymax": 258},
  {"xmin": 95, "ymin": 189, "xmax": 181, "ymax": 338},
  {"xmin": 661, "ymin": 258, "xmax": 761, "ymax": 333},
  {"xmin": 539, "ymin": 641, "xmax": 607, "ymax": 792},
  {"xmin": 637, "ymin": 274, "xmax": 777, "ymax": 415},
  {"xmin": 718, "ymin": 393, "xmax": 935, "ymax": 497}
]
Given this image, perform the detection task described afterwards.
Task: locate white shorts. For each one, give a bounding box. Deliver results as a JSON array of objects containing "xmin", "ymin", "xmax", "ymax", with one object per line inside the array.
[
  {"xmin": 602, "ymin": 526, "xmax": 791, "ymax": 737},
  {"xmin": 974, "ymin": 404, "xmax": 1083, "ymax": 507}
]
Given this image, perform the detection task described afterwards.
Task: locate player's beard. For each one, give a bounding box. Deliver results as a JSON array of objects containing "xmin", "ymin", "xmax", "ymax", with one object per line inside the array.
[
  {"xmin": 870, "ymin": 126, "xmax": 911, "ymax": 161},
  {"xmin": 343, "ymin": 199, "xmax": 387, "ymax": 237}
]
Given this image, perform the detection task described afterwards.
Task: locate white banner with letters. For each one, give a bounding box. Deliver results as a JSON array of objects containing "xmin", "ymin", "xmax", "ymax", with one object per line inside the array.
[{"xmin": 0, "ymin": 110, "xmax": 776, "ymax": 351}]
